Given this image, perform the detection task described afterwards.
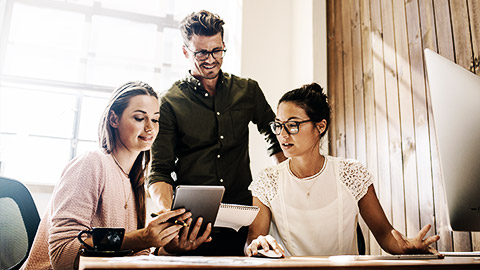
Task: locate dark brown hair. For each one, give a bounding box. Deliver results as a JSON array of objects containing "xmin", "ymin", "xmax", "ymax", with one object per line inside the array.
[{"xmin": 180, "ymin": 10, "xmax": 225, "ymax": 44}]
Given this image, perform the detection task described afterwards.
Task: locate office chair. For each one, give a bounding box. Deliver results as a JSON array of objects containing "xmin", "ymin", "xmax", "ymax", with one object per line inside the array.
[{"xmin": 0, "ymin": 177, "xmax": 41, "ymax": 270}]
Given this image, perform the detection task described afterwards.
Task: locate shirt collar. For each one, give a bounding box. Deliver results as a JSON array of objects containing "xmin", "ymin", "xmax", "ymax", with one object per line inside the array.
[{"xmin": 184, "ymin": 70, "xmax": 226, "ymax": 91}]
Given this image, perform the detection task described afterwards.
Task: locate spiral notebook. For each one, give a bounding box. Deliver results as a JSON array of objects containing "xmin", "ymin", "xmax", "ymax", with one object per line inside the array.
[{"xmin": 214, "ymin": 203, "xmax": 260, "ymax": 231}]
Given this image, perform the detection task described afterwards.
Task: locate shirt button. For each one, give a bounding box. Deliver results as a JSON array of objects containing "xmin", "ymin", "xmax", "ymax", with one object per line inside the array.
[
  {"xmin": 198, "ymin": 82, "xmax": 201, "ymax": 86},
  {"xmin": 204, "ymin": 93, "xmax": 209, "ymax": 97},
  {"xmin": 194, "ymin": 86, "xmax": 197, "ymax": 90},
  {"xmin": 217, "ymin": 154, "xmax": 221, "ymax": 158},
  {"xmin": 217, "ymin": 112, "xmax": 220, "ymax": 116},
  {"xmin": 219, "ymin": 179, "xmax": 224, "ymax": 183},
  {"xmin": 220, "ymin": 135, "xmax": 224, "ymax": 139}
]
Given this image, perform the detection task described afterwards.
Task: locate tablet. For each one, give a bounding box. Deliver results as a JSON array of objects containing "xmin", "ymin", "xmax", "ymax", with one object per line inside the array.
[{"xmin": 171, "ymin": 185, "xmax": 225, "ymax": 235}]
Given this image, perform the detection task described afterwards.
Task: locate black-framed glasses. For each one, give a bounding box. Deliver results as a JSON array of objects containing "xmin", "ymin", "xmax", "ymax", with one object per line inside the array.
[
  {"xmin": 270, "ymin": 120, "xmax": 312, "ymax": 135},
  {"xmin": 184, "ymin": 45, "xmax": 227, "ymax": 61}
]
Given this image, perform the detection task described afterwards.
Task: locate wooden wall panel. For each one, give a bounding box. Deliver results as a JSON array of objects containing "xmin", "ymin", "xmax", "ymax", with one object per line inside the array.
[
  {"xmin": 334, "ymin": 0, "xmax": 346, "ymax": 158},
  {"xmin": 327, "ymin": 0, "xmax": 480, "ymax": 253},
  {"xmin": 468, "ymin": 0, "xmax": 480, "ymax": 74},
  {"xmin": 370, "ymin": 1, "xmax": 393, "ymax": 254},
  {"xmin": 434, "ymin": 0, "xmax": 455, "ymax": 60},
  {"xmin": 450, "ymin": 0, "xmax": 473, "ymax": 69},
  {"xmin": 393, "ymin": 0, "xmax": 420, "ymax": 238},
  {"xmin": 342, "ymin": 0, "xmax": 356, "ymax": 159},
  {"xmin": 381, "ymin": 0, "xmax": 406, "ymax": 236},
  {"xmin": 360, "ymin": 0, "xmax": 378, "ymax": 255},
  {"xmin": 351, "ymin": 0, "xmax": 367, "ymax": 166},
  {"xmin": 405, "ymin": 0, "xmax": 437, "ymax": 250},
  {"xmin": 326, "ymin": 0, "xmax": 336, "ymax": 158},
  {"xmin": 350, "ymin": 0, "xmax": 370, "ymax": 254}
]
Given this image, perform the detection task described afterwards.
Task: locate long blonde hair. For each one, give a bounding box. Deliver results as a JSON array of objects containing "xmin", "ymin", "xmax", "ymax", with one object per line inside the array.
[{"xmin": 99, "ymin": 81, "xmax": 158, "ymax": 228}]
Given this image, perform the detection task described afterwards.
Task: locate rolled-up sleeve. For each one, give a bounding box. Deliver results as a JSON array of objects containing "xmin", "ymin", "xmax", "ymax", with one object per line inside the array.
[
  {"xmin": 147, "ymin": 98, "xmax": 177, "ymax": 187},
  {"xmin": 250, "ymin": 80, "xmax": 282, "ymax": 156}
]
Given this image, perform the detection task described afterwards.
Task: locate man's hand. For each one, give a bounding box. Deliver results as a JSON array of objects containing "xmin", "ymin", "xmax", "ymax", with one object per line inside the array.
[{"xmin": 163, "ymin": 217, "xmax": 213, "ymax": 254}]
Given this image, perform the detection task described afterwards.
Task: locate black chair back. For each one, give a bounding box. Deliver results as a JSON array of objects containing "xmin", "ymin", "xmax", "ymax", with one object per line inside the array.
[
  {"xmin": 357, "ymin": 223, "xmax": 366, "ymax": 255},
  {"xmin": 0, "ymin": 177, "xmax": 41, "ymax": 270}
]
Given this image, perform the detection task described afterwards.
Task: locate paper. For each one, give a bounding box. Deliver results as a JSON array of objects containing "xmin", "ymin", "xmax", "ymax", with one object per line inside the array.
[
  {"xmin": 106, "ymin": 255, "xmax": 270, "ymax": 266},
  {"xmin": 214, "ymin": 203, "xmax": 259, "ymax": 231}
]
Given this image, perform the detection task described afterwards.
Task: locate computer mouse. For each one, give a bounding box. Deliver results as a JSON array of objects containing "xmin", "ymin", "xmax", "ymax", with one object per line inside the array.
[{"xmin": 254, "ymin": 249, "xmax": 284, "ymax": 258}]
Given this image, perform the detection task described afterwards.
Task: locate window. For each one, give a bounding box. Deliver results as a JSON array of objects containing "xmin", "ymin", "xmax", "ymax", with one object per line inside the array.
[{"xmin": 0, "ymin": 0, "xmax": 242, "ymax": 185}]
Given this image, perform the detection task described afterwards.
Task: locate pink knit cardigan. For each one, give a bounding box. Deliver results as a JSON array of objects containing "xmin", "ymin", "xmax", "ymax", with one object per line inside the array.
[{"xmin": 21, "ymin": 150, "xmax": 148, "ymax": 270}]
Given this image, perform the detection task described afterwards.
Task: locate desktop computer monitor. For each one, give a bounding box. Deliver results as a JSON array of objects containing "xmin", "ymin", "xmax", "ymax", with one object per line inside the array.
[{"xmin": 424, "ymin": 48, "xmax": 480, "ymax": 231}]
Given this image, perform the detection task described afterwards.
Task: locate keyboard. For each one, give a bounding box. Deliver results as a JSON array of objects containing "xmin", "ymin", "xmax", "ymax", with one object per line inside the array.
[{"xmin": 441, "ymin": 251, "xmax": 480, "ymax": 257}]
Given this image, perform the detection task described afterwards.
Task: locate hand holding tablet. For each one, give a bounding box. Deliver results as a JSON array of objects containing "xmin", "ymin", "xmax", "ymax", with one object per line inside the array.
[{"xmin": 162, "ymin": 185, "xmax": 225, "ymax": 254}]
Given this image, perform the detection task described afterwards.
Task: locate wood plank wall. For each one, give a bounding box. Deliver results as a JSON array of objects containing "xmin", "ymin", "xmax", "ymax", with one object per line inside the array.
[{"xmin": 326, "ymin": 0, "xmax": 480, "ymax": 254}]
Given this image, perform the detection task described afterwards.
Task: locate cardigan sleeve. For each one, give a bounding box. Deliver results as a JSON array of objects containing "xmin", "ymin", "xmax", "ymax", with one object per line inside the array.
[{"xmin": 47, "ymin": 151, "xmax": 106, "ymax": 269}]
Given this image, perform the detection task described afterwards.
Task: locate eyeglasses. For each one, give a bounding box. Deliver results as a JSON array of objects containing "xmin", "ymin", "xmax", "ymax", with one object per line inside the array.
[
  {"xmin": 184, "ymin": 45, "xmax": 227, "ymax": 61},
  {"xmin": 270, "ymin": 120, "xmax": 312, "ymax": 135}
]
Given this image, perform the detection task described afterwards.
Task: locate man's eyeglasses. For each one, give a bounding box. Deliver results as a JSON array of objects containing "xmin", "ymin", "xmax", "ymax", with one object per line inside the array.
[
  {"xmin": 270, "ymin": 120, "xmax": 312, "ymax": 135},
  {"xmin": 184, "ymin": 45, "xmax": 227, "ymax": 61}
]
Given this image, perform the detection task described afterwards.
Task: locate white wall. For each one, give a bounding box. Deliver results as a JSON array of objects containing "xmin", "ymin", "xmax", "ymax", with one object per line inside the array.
[{"xmin": 242, "ymin": 0, "xmax": 327, "ymax": 177}]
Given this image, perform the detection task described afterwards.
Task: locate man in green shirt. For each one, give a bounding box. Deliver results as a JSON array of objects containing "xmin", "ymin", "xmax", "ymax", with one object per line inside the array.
[{"xmin": 148, "ymin": 10, "xmax": 285, "ymax": 256}]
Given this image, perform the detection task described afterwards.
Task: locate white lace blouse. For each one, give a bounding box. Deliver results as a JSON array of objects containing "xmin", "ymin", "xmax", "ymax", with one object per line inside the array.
[{"xmin": 249, "ymin": 155, "xmax": 373, "ymax": 256}]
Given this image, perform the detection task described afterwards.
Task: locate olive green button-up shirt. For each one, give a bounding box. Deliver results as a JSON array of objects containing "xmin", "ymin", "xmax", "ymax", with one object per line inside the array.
[{"xmin": 147, "ymin": 71, "xmax": 282, "ymax": 205}]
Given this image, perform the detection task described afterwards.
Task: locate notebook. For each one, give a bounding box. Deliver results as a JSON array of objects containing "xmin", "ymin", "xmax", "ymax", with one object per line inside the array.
[{"xmin": 214, "ymin": 203, "xmax": 260, "ymax": 231}]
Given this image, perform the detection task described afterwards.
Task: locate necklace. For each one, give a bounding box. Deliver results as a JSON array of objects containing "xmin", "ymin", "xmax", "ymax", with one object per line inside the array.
[
  {"xmin": 112, "ymin": 153, "xmax": 131, "ymax": 209},
  {"xmin": 111, "ymin": 153, "xmax": 130, "ymax": 178},
  {"xmin": 289, "ymin": 157, "xmax": 327, "ymax": 197}
]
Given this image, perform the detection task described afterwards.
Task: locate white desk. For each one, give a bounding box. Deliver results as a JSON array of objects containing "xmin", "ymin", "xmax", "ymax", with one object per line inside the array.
[{"xmin": 79, "ymin": 255, "xmax": 480, "ymax": 270}]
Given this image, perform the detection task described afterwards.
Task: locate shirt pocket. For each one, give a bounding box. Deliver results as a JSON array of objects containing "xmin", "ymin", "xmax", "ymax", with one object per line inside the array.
[{"xmin": 230, "ymin": 109, "xmax": 253, "ymax": 140}]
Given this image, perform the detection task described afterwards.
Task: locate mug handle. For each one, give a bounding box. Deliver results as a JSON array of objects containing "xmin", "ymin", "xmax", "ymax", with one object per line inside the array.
[{"xmin": 77, "ymin": 230, "xmax": 94, "ymax": 250}]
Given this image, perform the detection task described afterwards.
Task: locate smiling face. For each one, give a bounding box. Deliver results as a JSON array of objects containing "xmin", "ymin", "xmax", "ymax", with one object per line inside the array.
[
  {"xmin": 276, "ymin": 101, "xmax": 325, "ymax": 159},
  {"xmin": 109, "ymin": 95, "xmax": 160, "ymax": 154},
  {"xmin": 183, "ymin": 33, "xmax": 224, "ymax": 80}
]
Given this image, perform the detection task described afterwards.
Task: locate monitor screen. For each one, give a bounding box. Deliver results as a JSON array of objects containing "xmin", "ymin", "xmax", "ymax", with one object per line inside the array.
[{"xmin": 424, "ymin": 48, "xmax": 480, "ymax": 231}]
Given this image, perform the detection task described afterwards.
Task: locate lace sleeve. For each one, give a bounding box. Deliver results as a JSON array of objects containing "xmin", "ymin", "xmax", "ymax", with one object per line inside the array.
[
  {"xmin": 248, "ymin": 166, "xmax": 280, "ymax": 209},
  {"xmin": 339, "ymin": 159, "xmax": 373, "ymax": 201}
]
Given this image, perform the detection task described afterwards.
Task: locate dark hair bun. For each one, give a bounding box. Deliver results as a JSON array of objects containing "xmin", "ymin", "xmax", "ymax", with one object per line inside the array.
[
  {"xmin": 304, "ymin": 82, "xmax": 324, "ymax": 93},
  {"xmin": 302, "ymin": 82, "xmax": 327, "ymax": 101}
]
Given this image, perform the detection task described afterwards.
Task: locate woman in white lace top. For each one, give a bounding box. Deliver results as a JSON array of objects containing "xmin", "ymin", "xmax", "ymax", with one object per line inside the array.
[{"xmin": 245, "ymin": 83, "xmax": 440, "ymax": 257}]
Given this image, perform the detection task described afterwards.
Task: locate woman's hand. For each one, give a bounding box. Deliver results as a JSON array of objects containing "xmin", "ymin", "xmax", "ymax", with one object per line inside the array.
[
  {"xmin": 245, "ymin": 235, "xmax": 285, "ymax": 257},
  {"xmin": 163, "ymin": 217, "xmax": 212, "ymax": 254},
  {"xmin": 391, "ymin": 224, "xmax": 441, "ymax": 255},
  {"xmin": 141, "ymin": 208, "xmax": 189, "ymax": 248},
  {"xmin": 121, "ymin": 208, "xmax": 191, "ymax": 252}
]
